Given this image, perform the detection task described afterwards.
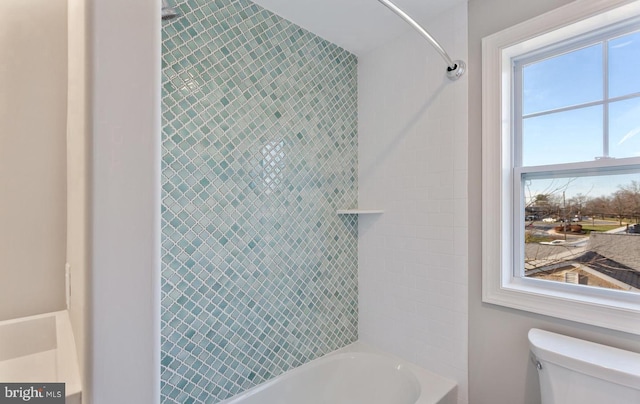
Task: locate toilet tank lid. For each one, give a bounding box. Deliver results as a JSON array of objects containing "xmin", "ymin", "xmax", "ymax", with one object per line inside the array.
[{"xmin": 528, "ymin": 328, "xmax": 640, "ymax": 389}]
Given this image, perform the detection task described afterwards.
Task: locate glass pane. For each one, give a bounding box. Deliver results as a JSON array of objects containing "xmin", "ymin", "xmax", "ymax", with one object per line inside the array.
[
  {"xmin": 522, "ymin": 170, "xmax": 640, "ymax": 293},
  {"xmin": 609, "ymin": 31, "xmax": 640, "ymax": 98},
  {"xmin": 523, "ymin": 44, "xmax": 602, "ymax": 115},
  {"xmin": 610, "ymin": 97, "xmax": 640, "ymax": 159},
  {"xmin": 522, "ymin": 106, "xmax": 603, "ymax": 166}
]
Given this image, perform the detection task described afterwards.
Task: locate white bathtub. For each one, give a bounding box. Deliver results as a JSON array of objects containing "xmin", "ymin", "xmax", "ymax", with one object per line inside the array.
[
  {"xmin": 219, "ymin": 342, "xmax": 457, "ymax": 404},
  {"xmin": 0, "ymin": 310, "xmax": 82, "ymax": 404}
]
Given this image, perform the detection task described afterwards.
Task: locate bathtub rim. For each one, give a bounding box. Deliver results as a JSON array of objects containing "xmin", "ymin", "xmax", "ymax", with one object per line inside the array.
[{"xmin": 218, "ymin": 340, "xmax": 457, "ymax": 404}]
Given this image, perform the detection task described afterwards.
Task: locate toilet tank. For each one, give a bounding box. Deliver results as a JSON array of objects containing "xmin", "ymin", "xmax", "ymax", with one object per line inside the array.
[{"xmin": 528, "ymin": 329, "xmax": 640, "ymax": 404}]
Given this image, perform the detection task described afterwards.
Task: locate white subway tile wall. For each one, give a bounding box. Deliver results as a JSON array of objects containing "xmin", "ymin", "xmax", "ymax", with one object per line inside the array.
[{"xmin": 357, "ymin": 4, "xmax": 469, "ymax": 404}]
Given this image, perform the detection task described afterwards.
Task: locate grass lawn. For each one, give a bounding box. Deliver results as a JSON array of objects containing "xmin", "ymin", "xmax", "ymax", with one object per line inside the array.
[{"xmin": 581, "ymin": 224, "xmax": 622, "ymax": 233}]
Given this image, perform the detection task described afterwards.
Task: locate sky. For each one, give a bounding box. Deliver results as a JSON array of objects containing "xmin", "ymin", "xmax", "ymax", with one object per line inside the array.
[
  {"xmin": 521, "ymin": 31, "xmax": 640, "ymax": 164},
  {"xmin": 520, "ymin": 30, "xmax": 640, "ymax": 199},
  {"xmin": 524, "ymin": 172, "xmax": 639, "ymax": 206}
]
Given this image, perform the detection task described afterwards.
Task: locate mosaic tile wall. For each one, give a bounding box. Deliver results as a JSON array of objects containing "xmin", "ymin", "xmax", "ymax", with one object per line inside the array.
[{"xmin": 160, "ymin": 1, "xmax": 358, "ymax": 402}]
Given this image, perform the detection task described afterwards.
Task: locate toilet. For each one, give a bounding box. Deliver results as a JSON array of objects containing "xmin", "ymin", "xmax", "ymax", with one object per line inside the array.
[{"xmin": 528, "ymin": 328, "xmax": 640, "ymax": 404}]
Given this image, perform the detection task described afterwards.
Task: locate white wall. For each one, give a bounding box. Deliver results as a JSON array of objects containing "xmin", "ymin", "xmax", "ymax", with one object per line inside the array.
[
  {"xmin": 82, "ymin": 1, "xmax": 640, "ymax": 403},
  {"xmin": 88, "ymin": 0, "xmax": 160, "ymax": 403},
  {"xmin": 358, "ymin": 4, "xmax": 469, "ymax": 403},
  {"xmin": 0, "ymin": 0, "xmax": 67, "ymax": 321},
  {"xmin": 468, "ymin": 0, "xmax": 640, "ymax": 403},
  {"xmin": 67, "ymin": 0, "xmax": 88, "ymax": 386}
]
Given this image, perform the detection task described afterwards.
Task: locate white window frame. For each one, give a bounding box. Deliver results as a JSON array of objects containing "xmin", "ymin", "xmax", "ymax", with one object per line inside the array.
[{"xmin": 482, "ymin": 0, "xmax": 640, "ymax": 335}]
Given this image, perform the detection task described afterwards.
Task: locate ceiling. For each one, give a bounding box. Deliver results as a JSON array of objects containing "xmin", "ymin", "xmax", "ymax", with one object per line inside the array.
[{"xmin": 250, "ymin": 0, "xmax": 466, "ymax": 56}]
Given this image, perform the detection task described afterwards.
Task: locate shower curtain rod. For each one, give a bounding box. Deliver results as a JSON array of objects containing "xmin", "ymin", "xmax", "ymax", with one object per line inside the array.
[{"xmin": 377, "ymin": 0, "xmax": 465, "ymax": 80}]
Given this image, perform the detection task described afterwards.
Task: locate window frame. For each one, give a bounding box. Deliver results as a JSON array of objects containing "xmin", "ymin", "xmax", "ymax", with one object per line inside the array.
[{"xmin": 482, "ymin": 0, "xmax": 640, "ymax": 335}]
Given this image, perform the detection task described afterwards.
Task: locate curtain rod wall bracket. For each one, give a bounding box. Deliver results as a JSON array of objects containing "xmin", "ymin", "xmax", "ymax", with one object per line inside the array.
[
  {"xmin": 377, "ymin": 0, "xmax": 466, "ymax": 81},
  {"xmin": 446, "ymin": 60, "xmax": 466, "ymax": 81}
]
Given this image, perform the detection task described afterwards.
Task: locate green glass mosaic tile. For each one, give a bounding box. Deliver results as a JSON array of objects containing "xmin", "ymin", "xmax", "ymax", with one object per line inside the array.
[{"xmin": 161, "ymin": 0, "xmax": 358, "ymax": 403}]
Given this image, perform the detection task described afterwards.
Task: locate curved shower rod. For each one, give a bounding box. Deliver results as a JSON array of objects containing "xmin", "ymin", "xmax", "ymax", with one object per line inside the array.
[{"xmin": 377, "ymin": 0, "xmax": 465, "ymax": 80}]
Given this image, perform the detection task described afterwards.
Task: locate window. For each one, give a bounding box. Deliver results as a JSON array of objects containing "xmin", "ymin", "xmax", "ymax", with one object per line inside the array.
[{"xmin": 482, "ymin": 0, "xmax": 640, "ymax": 335}]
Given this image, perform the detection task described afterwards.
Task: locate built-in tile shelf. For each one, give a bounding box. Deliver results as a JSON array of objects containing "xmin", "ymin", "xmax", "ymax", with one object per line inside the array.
[{"xmin": 336, "ymin": 209, "xmax": 384, "ymax": 215}]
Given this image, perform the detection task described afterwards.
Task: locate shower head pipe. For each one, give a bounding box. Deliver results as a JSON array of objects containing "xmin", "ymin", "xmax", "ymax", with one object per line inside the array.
[{"xmin": 377, "ymin": 0, "xmax": 465, "ymax": 80}]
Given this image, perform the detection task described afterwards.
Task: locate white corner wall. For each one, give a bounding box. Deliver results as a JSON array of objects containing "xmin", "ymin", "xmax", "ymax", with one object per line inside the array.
[
  {"xmin": 88, "ymin": 0, "xmax": 160, "ymax": 403},
  {"xmin": 67, "ymin": 0, "xmax": 88, "ymax": 385},
  {"xmin": 0, "ymin": 0, "xmax": 68, "ymax": 321},
  {"xmin": 358, "ymin": 3, "xmax": 469, "ymax": 403}
]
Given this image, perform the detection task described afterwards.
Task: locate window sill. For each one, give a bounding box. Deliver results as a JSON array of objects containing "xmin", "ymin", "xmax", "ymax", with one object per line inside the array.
[{"xmin": 483, "ymin": 274, "xmax": 640, "ymax": 334}]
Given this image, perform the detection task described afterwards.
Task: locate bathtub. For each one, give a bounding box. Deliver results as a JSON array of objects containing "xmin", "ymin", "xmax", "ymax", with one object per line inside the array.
[
  {"xmin": 219, "ymin": 342, "xmax": 457, "ymax": 404},
  {"xmin": 0, "ymin": 310, "xmax": 82, "ymax": 404}
]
